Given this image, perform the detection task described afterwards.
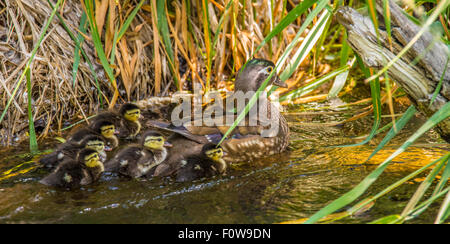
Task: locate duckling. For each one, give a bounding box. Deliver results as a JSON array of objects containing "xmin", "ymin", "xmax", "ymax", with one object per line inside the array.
[
  {"xmin": 104, "ymin": 130, "xmax": 171, "ymax": 178},
  {"xmin": 175, "ymin": 143, "xmax": 226, "ymax": 182},
  {"xmin": 39, "ymin": 134, "xmax": 107, "ymax": 170},
  {"xmin": 67, "ymin": 119, "xmax": 119, "ymax": 150},
  {"xmin": 39, "ymin": 148, "xmax": 104, "ymax": 189},
  {"xmin": 92, "ymin": 103, "xmax": 142, "ymax": 139}
]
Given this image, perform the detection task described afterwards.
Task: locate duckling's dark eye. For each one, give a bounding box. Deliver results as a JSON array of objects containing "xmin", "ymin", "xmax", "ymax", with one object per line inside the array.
[{"xmin": 266, "ymin": 66, "xmax": 273, "ymax": 73}]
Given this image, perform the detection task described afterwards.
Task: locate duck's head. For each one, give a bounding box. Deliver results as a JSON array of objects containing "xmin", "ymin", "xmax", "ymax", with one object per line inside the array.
[
  {"xmin": 80, "ymin": 135, "xmax": 106, "ymax": 152},
  {"xmin": 234, "ymin": 59, "xmax": 286, "ymax": 93},
  {"xmin": 77, "ymin": 148, "xmax": 104, "ymax": 172},
  {"xmin": 202, "ymin": 143, "xmax": 224, "ymax": 162},
  {"xmin": 141, "ymin": 130, "xmax": 172, "ymax": 150},
  {"xmin": 91, "ymin": 119, "xmax": 117, "ymax": 139},
  {"xmin": 119, "ymin": 103, "xmax": 141, "ymax": 122}
]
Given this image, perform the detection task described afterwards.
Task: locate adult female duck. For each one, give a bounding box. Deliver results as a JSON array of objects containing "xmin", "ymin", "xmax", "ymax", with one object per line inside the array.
[{"xmin": 151, "ymin": 58, "xmax": 290, "ymax": 177}]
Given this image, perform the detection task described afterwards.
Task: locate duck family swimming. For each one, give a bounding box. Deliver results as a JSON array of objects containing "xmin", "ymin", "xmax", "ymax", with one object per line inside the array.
[{"xmin": 38, "ymin": 58, "xmax": 290, "ymax": 188}]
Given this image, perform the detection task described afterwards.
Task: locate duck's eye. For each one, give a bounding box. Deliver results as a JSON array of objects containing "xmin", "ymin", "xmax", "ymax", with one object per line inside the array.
[
  {"xmin": 101, "ymin": 126, "xmax": 114, "ymax": 133},
  {"xmin": 88, "ymin": 143, "xmax": 103, "ymax": 147},
  {"xmin": 126, "ymin": 109, "xmax": 140, "ymax": 116},
  {"xmin": 266, "ymin": 66, "xmax": 273, "ymax": 73}
]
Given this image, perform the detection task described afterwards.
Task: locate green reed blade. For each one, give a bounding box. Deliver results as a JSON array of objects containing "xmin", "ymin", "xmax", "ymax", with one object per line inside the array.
[
  {"xmin": 430, "ymin": 56, "xmax": 449, "ymax": 107},
  {"xmin": 47, "ymin": 0, "xmax": 104, "ymax": 107},
  {"xmin": 435, "ymin": 188, "xmax": 450, "ymax": 223},
  {"xmin": 318, "ymin": 152, "xmax": 449, "ymax": 223},
  {"xmin": 400, "ymin": 154, "xmax": 447, "ymax": 219},
  {"xmin": 365, "ymin": 105, "xmax": 417, "ymax": 162},
  {"xmin": 331, "ymin": 54, "xmax": 381, "ymax": 148},
  {"xmin": 84, "ymin": 0, "xmax": 116, "ymax": 89},
  {"xmin": 110, "ymin": 25, "xmax": 119, "ymax": 65},
  {"xmin": 116, "ymin": 0, "xmax": 145, "ymax": 43},
  {"xmin": 343, "ymin": 153, "xmax": 447, "ymax": 223},
  {"xmin": 279, "ymin": 65, "xmax": 350, "ymax": 102},
  {"xmin": 382, "ymin": 0, "xmax": 393, "ymax": 49},
  {"xmin": 26, "ymin": 69, "xmax": 38, "ymax": 154},
  {"xmin": 0, "ymin": 0, "xmax": 62, "ymax": 125},
  {"xmin": 333, "ymin": 78, "xmax": 381, "ymax": 148},
  {"xmin": 403, "ymin": 186, "xmax": 450, "ymax": 223},
  {"xmin": 305, "ymin": 102, "xmax": 450, "ymax": 224},
  {"xmin": 328, "ymin": 31, "xmax": 351, "ymax": 98},
  {"xmin": 202, "ymin": 0, "xmax": 212, "ymax": 91},
  {"xmin": 275, "ymin": 1, "xmax": 329, "ymax": 75},
  {"xmin": 155, "ymin": 0, "xmax": 179, "ymax": 90},
  {"xmin": 368, "ymin": 214, "xmax": 401, "ymax": 224},
  {"xmin": 408, "ymin": 155, "xmax": 450, "ymax": 220},
  {"xmin": 212, "ymin": 0, "xmax": 233, "ymax": 53},
  {"xmin": 280, "ymin": 8, "xmax": 332, "ymax": 82},
  {"xmin": 72, "ymin": 11, "xmax": 87, "ymax": 88}
]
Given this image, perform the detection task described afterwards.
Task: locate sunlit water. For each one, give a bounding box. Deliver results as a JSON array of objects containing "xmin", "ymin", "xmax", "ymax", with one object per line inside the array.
[{"xmin": 0, "ymin": 101, "xmax": 448, "ymax": 223}]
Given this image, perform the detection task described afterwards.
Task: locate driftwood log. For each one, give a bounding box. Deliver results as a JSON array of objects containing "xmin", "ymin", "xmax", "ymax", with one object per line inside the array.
[{"xmin": 335, "ymin": 0, "xmax": 450, "ymax": 142}]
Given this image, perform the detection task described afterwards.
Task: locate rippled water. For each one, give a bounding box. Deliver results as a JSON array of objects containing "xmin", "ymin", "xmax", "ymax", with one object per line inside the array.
[{"xmin": 0, "ymin": 101, "xmax": 448, "ymax": 223}]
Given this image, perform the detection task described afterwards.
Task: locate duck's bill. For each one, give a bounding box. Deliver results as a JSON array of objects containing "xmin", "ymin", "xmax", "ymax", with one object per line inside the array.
[
  {"xmin": 273, "ymin": 76, "xmax": 287, "ymax": 88},
  {"xmin": 104, "ymin": 145, "xmax": 113, "ymax": 152},
  {"xmin": 164, "ymin": 141, "xmax": 173, "ymax": 147}
]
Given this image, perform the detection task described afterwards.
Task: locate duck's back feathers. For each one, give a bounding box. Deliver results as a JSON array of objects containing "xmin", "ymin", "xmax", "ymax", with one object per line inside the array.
[
  {"xmin": 175, "ymin": 155, "xmax": 218, "ymax": 182},
  {"xmin": 152, "ymin": 134, "xmax": 204, "ymax": 177},
  {"xmin": 39, "ymin": 142, "xmax": 83, "ymax": 169}
]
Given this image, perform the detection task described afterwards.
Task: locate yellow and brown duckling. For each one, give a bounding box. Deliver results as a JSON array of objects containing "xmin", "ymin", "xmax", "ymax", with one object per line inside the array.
[
  {"xmin": 39, "ymin": 148, "xmax": 104, "ymax": 189},
  {"xmin": 39, "ymin": 134, "xmax": 107, "ymax": 170},
  {"xmin": 67, "ymin": 119, "xmax": 119, "ymax": 150},
  {"xmin": 104, "ymin": 130, "xmax": 171, "ymax": 178},
  {"xmin": 174, "ymin": 143, "xmax": 226, "ymax": 182},
  {"xmin": 92, "ymin": 103, "xmax": 142, "ymax": 140}
]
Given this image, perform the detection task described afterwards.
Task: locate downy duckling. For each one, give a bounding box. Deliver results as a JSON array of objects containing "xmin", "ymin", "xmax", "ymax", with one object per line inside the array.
[
  {"xmin": 175, "ymin": 143, "xmax": 227, "ymax": 182},
  {"xmin": 92, "ymin": 103, "xmax": 142, "ymax": 139},
  {"xmin": 67, "ymin": 119, "xmax": 119, "ymax": 150},
  {"xmin": 104, "ymin": 131, "xmax": 171, "ymax": 178},
  {"xmin": 39, "ymin": 134, "xmax": 108, "ymax": 170},
  {"xmin": 39, "ymin": 148, "xmax": 104, "ymax": 189}
]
